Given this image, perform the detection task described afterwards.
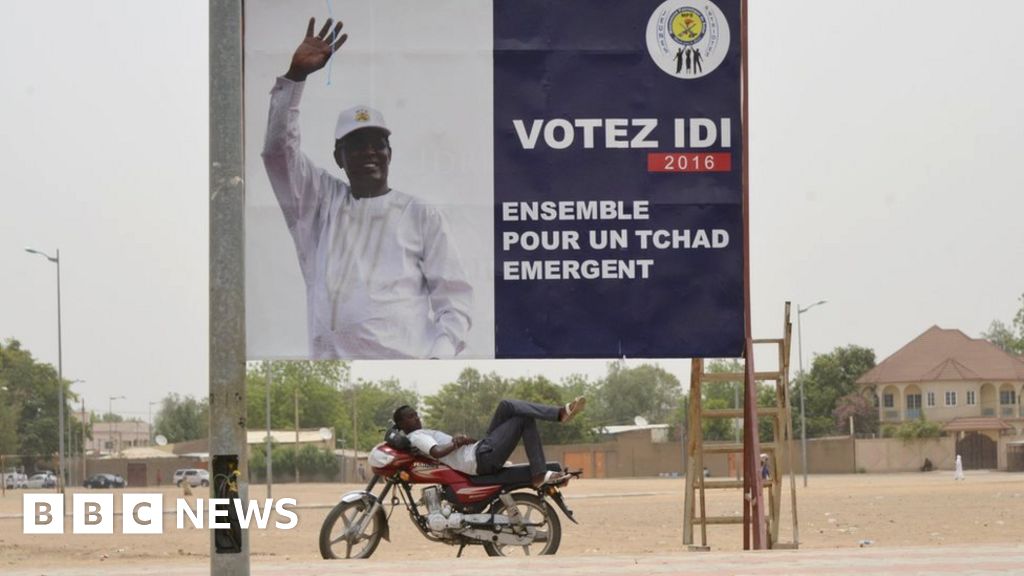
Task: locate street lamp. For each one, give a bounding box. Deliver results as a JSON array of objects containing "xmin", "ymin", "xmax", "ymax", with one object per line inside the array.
[
  {"xmin": 67, "ymin": 379, "xmax": 84, "ymax": 485},
  {"xmin": 148, "ymin": 401, "xmax": 159, "ymax": 446},
  {"xmin": 108, "ymin": 396, "xmax": 126, "ymax": 420},
  {"xmin": 797, "ymin": 300, "xmax": 827, "ymax": 488},
  {"xmin": 109, "ymin": 395, "xmax": 125, "ymax": 455},
  {"xmin": 25, "ymin": 247, "xmax": 66, "ymax": 492}
]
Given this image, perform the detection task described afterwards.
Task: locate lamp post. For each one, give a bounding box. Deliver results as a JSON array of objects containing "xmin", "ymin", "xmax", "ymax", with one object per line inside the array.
[
  {"xmin": 25, "ymin": 247, "xmax": 66, "ymax": 492},
  {"xmin": 109, "ymin": 395, "xmax": 125, "ymax": 454},
  {"xmin": 67, "ymin": 379, "xmax": 84, "ymax": 485},
  {"xmin": 797, "ymin": 300, "xmax": 827, "ymax": 488},
  {"xmin": 148, "ymin": 401, "xmax": 159, "ymax": 445}
]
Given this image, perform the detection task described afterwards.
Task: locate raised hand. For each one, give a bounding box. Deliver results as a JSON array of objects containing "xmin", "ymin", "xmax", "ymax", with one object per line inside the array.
[{"xmin": 285, "ymin": 17, "xmax": 348, "ymax": 82}]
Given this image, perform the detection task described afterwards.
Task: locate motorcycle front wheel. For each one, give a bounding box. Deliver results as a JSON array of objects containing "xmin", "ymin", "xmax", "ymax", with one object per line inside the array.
[
  {"xmin": 483, "ymin": 492, "xmax": 562, "ymax": 557},
  {"xmin": 319, "ymin": 498, "xmax": 383, "ymax": 559}
]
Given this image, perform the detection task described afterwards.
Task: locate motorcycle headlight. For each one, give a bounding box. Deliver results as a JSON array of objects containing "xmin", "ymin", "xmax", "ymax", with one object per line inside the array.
[{"xmin": 368, "ymin": 448, "xmax": 395, "ymax": 468}]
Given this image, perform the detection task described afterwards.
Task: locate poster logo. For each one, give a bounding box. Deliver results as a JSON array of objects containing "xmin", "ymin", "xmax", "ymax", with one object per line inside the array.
[{"xmin": 646, "ymin": 0, "xmax": 730, "ymax": 79}]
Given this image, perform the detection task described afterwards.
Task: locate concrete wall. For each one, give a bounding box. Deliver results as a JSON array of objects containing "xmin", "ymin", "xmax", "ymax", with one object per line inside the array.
[
  {"xmin": 85, "ymin": 457, "xmax": 206, "ymax": 487},
  {"xmin": 855, "ymin": 437, "xmax": 956, "ymax": 473}
]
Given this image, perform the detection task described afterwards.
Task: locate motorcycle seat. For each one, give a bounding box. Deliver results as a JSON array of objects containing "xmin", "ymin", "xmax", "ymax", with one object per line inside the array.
[{"xmin": 467, "ymin": 462, "xmax": 562, "ymax": 486}]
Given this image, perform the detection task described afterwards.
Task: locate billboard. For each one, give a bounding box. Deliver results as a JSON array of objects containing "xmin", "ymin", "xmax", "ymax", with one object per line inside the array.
[{"xmin": 244, "ymin": 0, "xmax": 744, "ymax": 360}]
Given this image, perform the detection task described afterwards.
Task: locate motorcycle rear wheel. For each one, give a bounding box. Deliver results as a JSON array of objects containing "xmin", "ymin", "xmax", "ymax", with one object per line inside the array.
[
  {"xmin": 319, "ymin": 498, "xmax": 383, "ymax": 559},
  {"xmin": 483, "ymin": 492, "xmax": 562, "ymax": 557}
]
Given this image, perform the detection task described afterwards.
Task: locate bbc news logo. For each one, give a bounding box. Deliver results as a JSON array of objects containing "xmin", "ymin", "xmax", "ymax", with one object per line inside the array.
[{"xmin": 23, "ymin": 494, "xmax": 298, "ymax": 534}]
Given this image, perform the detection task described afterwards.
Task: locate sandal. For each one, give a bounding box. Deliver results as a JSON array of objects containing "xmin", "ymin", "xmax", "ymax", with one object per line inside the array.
[{"xmin": 561, "ymin": 396, "xmax": 587, "ymax": 423}]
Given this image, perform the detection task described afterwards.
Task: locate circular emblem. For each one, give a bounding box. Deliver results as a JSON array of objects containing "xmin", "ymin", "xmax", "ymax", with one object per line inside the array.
[
  {"xmin": 646, "ymin": 0, "xmax": 731, "ymax": 79},
  {"xmin": 669, "ymin": 8, "xmax": 706, "ymax": 46}
]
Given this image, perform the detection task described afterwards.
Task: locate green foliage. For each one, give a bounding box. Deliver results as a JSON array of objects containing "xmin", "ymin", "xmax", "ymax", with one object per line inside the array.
[
  {"xmin": 249, "ymin": 443, "xmax": 339, "ymax": 482},
  {"xmin": 153, "ymin": 393, "xmax": 209, "ymax": 443},
  {"xmin": 423, "ymin": 368, "xmax": 510, "ymax": 438},
  {"xmin": 0, "ymin": 339, "xmax": 76, "ymax": 469},
  {"xmin": 701, "ymin": 398, "xmax": 734, "ymax": 441},
  {"xmin": 793, "ymin": 345, "xmax": 876, "ymax": 438},
  {"xmin": 590, "ymin": 361, "xmax": 681, "ymax": 426},
  {"xmin": 891, "ymin": 418, "xmax": 942, "ymax": 440},
  {"xmin": 245, "ymin": 361, "xmax": 417, "ymax": 452},
  {"xmin": 422, "ymin": 369, "xmax": 597, "ymax": 445},
  {"xmin": 981, "ymin": 293, "xmax": 1024, "ymax": 355}
]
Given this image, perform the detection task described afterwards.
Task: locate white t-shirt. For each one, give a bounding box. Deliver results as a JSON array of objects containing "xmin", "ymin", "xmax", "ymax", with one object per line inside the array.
[{"xmin": 407, "ymin": 429, "xmax": 479, "ymax": 475}]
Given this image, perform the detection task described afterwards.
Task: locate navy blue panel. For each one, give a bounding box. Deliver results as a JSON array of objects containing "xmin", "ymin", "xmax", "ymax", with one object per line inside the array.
[{"xmin": 494, "ymin": 0, "xmax": 744, "ymax": 359}]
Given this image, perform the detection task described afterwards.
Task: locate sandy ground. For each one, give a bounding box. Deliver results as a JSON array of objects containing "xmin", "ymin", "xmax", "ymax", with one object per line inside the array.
[{"xmin": 1, "ymin": 472, "xmax": 1022, "ymax": 570}]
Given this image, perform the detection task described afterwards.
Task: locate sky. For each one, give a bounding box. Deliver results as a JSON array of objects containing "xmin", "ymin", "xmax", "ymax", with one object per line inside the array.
[{"xmin": 1, "ymin": 0, "xmax": 1022, "ymax": 425}]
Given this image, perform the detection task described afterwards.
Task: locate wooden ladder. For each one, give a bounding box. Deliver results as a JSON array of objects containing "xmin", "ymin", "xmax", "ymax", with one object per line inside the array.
[{"xmin": 682, "ymin": 303, "xmax": 800, "ymax": 550}]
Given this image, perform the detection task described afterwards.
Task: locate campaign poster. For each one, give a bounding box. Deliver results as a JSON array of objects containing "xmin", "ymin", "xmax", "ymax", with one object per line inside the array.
[{"xmin": 243, "ymin": 0, "xmax": 744, "ymax": 361}]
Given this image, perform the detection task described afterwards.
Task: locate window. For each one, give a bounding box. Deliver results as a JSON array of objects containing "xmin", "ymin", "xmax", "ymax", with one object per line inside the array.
[
  {"xmin": 884, "ymin": 393, "xmax": 894, "ymax": 408},
  {"xmin": 927, "ymin": 392, "xmax": 936, "ymax": 407},
  {"xmin": 945, "ymin": 391, "xmax": 957, "ymax": 406},
  {"xmin": 907, "ymin": 394, "xmax": 922, "ymax": 409},
  {"xmin": 966, "ymin": 390, "xmax": 976, "ymax": 405},
  {"xmin": 1001, "ymin": 390, "xmax": 1017, "ymax": 405}
]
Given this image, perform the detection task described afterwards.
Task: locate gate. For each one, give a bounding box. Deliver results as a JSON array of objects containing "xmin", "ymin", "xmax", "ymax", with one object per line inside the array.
[
  {"xmin": 956, "ymin": 432, "xmax": 997, "ymax": 470},
  {"xmin": 126, "ymin": 462, "xmax": 148, "ymax": 487}
]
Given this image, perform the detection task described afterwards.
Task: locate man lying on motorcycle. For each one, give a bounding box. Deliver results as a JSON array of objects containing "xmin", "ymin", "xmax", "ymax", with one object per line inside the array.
[{"xmin": 393, "ymin": 397, "xmax": 586, "ymax": 488}]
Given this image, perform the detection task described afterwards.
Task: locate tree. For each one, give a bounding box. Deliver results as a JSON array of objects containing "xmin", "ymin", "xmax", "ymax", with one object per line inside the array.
[
  {"xmin": 832, "ymin": 392, "xmax": 879, "ymax": 436},
  {"xmin": 153, "ymin": 393, "xmax": 209, "ymax": 443},
  {"xmin": 981, "ymin": 293, "xmax": 1024, "ymax": 354},
  {"xmin": 590, "ymin": 362, "xmax": 682, "ymax": 426},
  {"xmin": 794, "ymin": 345, "xmax": 876, "ymax": 438},
  {"xmin": 344, "ymin": 377, "xmax": 419, "ymax": 451},
  {"xmin": 246, "ymin": 361, "xmax": 418, "ymax": 452},
  {"xmin": 0, "ymin": 339, "xmax": 74, "ymax": 470},
  {"xmin": 423, "ymin": 368, "xmax": 511, "ymax": 438}
]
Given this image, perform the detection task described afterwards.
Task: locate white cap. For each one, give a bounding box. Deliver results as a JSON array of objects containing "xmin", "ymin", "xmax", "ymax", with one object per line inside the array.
[{"xmin": 334, "ymin": 105, "xmax": 390, "ymax": 141}]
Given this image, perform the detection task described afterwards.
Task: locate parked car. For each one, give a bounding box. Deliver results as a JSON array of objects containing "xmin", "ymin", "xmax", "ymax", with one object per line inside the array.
[
  {"xmin": 3, "ymin": 469, "xmax": 28, "ymax": 489},
  {"xmin": 26, "ymin": 473, "xmax": 57, "ymax": 489},
  {"xmin": 83, "ymin": 473, "xmax": 127, "ymax": 489},
  {"xmin": 173, "ymin": 468, "xmax": 209, "ymax": 487}
]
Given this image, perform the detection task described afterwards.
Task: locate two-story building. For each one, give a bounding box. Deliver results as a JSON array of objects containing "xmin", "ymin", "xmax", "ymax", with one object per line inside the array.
[{"xmin": 856, "ymin": 326, "xmax": 1024, "ymax": 468}]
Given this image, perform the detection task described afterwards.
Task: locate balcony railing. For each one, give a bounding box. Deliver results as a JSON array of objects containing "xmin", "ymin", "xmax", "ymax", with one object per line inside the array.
[
  {"xmin": 906, "ymin": 408, "xmax": 921, "ymax": 420},
  {"xmin": 1001, "ymin": 406, "xmax": 1015, "ymax": 418},
  {"xmin": 982, "ymin": 407, "xmax": 996, "ymax": 417},
  {"xmin": 883, "ymin": 410, "xmax": 900, "ymax": 422}
]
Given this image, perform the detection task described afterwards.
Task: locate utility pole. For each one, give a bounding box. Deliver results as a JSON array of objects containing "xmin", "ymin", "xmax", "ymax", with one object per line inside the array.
[{"xmin": 294, "ymin": 383, "xmax": 300, "ymax": 483}]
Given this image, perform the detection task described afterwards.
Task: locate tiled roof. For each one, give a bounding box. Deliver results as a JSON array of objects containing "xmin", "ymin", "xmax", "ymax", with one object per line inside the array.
[
  {"xmin": 941, "ymin": 417, "xmax": 1013, "ymax": 432},
  {"xmin": 857, "ymin": 326, "xmax": 1024, "ymax": 385}
]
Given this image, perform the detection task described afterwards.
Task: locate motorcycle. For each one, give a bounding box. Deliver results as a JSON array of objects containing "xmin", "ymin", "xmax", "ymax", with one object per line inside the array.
[{"xmin": 319, "ymin": 428, "xmax": 581, "ymax": 559}]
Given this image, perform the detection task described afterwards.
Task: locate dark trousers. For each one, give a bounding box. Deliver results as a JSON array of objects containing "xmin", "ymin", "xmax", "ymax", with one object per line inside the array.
[{"xmin": 475, "ymin": 399, "xmax": 561, "ymax": 478}]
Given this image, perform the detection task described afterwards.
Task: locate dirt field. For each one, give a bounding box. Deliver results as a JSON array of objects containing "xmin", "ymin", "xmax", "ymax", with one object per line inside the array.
[{"xmin": 1, "ymin": 471, "xmax": 1022, "ymax": 570}]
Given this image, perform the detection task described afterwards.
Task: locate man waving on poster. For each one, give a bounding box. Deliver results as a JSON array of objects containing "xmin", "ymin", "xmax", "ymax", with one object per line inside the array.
[{"xmin": 262, "ymin": 18, "xmax": 473, "ymax": 360}]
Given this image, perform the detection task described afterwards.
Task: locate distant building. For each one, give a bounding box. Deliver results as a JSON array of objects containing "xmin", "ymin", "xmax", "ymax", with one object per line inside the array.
[
  {"xmin": 857, "ymin": 326, "xmax": 1024, "ymax": 429},
  {"xmin": 86, "ymin": 421, "xmax": 152, "ymax": 456},
  {"xmin": 856, "ymin": 326, "xmax": 1024, "ymax": 468}
]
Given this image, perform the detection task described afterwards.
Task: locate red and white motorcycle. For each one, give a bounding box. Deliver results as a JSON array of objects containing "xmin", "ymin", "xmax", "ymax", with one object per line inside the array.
[{"xmin": 319, "ymin": 429, "xmax": 580, "ymax": 559}]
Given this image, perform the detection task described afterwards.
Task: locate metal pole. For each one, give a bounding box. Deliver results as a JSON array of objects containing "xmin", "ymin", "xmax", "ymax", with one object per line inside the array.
[
  {"xmin": 294, "ymin": 383, "xmax": 300, "ymax": 483},
  {"xmin": 56, "ymin": 250, "xmax": 65, "ymax": 493},
  {"xmin": 266, "ymin": 362, "xmax": 272, "ymax": 498},
  {"xmin": 798, "ymin": 307, "xmax": 807, "ymax": 487},
  {"xmin": 81, "ymin": 399, "xmax": 87, "ymax": 482}
]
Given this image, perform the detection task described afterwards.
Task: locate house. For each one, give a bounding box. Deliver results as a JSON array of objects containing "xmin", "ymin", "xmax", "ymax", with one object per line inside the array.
[
  {"xmin": 86, "ymin": 421, "xmax": 152, "ymax": 456},
  {"xmin": 856, "ymin": 326, "xmax": 1024, "ymax": 468}
]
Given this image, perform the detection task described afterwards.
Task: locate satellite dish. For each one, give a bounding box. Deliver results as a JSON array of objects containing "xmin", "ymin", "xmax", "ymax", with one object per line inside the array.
[
  {"xmin": 318, "ymin": 427, "xmax": 333, "ymax": 440},
  {"xmin": 634, "ymin": 416, "xmax": 649, "ymax": 427},
  {"xmin": 154, "ymin": 435, "xmax": 168, "ymax": 446}
]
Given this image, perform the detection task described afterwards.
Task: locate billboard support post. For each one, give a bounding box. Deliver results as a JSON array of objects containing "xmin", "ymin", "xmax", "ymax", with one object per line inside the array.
[{"xmin": 210, "ymin": 0, "xmax": 249, "ymax": 573}]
